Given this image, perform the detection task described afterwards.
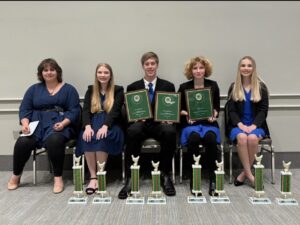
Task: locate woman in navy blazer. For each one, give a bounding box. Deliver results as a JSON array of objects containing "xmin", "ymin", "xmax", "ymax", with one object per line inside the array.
[
  {"xmin": 178, "ymin": 56, "xmax": 221, "ymax": 196},
  {"xmin": 226, "ymin": 56, "xmax": 269, "ymax": 187}
]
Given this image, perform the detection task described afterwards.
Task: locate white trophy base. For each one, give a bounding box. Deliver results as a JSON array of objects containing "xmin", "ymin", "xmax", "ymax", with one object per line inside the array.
[
  {"xmin": 210, "ymin": 195, "xmax": 230, "ymax": 204},
  {"xmin": 188, "ymin": 195, "xmax": 207, "ymax": 204},
  {"xmin": 147, "ymin": 195, "xmax": 166, "ymax": 204},
  {"xmin": 92, "ymin": 196, "xmax": 112, "ymax": 204},
  {"xmin": 68, "ymin": 196, "xmax": 88, "ymax": 204},
  {"xmin": 126, "ymin": 192, "xmax": 145, "ymax": 204},
  {"xmin": 249, "ymin": 196, "xmax": 272, "ymax": 204},
  {"xmin": 276, "ymin": 198, "xmax": 298, "ymax": 205}
]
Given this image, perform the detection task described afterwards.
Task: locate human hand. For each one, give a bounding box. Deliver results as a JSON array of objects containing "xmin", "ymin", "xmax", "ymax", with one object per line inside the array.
[
  {"xmin": 237, "ymin": 122, "xmax": 248, "ymax": 133},
  {"xmin": 83, "ymin": 125, "xmax": 94, "ymax": 142},
  {"xmin": 22, "ymin": 124, "xmax": 30, "ymax": 134},
  {"xmin": 53, "ymin": 122, "xmax": 64, "ymax": 131},
  {"xmin": 247, "ymin": 124, "xmax": 257, "ymax": 133},
  {"xmin": 96, "ymin": 125, "xmax": 108, "ymax": 140}
]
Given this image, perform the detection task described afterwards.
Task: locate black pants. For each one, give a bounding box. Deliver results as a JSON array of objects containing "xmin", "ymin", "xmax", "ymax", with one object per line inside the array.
[
  {"xmin": 187, "ymin": 131, "xmax": 218, "ymax": 176},
  {"xmin": 13, "ymin": 133, "xmax": 67, "ymax": 176},
  {"xmin": 125, "ymin": 121, "xmax": 177, "ymax": 176}
]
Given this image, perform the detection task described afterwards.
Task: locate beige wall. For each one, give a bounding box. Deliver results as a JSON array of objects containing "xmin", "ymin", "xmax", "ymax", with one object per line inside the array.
[{"xmin": 1, "ymin": 1, "xmax": 300, "ymax": 155}]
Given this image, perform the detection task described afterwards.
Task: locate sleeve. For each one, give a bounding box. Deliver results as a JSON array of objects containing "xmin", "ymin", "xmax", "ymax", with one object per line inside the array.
[
  {"xmin": 81, "ymin": 86, "xmax": 92, "ymax": 128},
  {"xmin": 227, "ymin": 83, "xmax": 241, "ymax": 126},
  {"xmin": 212, "ymin": 81, "xmax": 220, "ymax": 116},
  {"xmin": 253, "ymin": 83, "xmax": 269, "ymax": 127},
  {"xmin": 63, "ymin": 85, "xmax": 81, "ymax": 125},
  {"xmin": 19, "ymin": 85, "xmax": 35, "ymax": 122},
  {"xmin": 104, "ymin": 86, "xmax": 124, "ymax": 127}
]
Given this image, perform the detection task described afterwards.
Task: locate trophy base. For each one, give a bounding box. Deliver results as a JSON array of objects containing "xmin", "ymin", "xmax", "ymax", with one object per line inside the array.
[
  {"xmin": 249, "ymin": 197, "xmax": 272, "ymax": 204},
  {"xmin": 147, "ymin": 196, "xmax": 166, "ymax": 204},
  {"xmin": 126, "ymin": 193, "xmax": 145, "ymax": 204},
  {"xmin": 92, "ymin": 196, "xmax": 112, "ymax": 204},
  {"xmin": 210, "ymin": 195, "xmax": 230, "ymax": 204},
  {"xmin": 187, "ymin": 195, "xmax": 207, "ymax": 204},
  {"xmin": 276, "ymin": 198, "xmax": 298, "ymax": 206},
  {"xmin": 68, "ymin": 196, "xmax": 88, "ymax": 205}
]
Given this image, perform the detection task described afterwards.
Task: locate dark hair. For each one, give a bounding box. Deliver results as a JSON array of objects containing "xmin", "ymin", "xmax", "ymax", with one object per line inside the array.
[
  {"xmin": 140, "ymin": 52, "xmax": 159, "ymax": 65},
  {"xmin": 37, "ymin": 58, "xmax": 63, "ymax": 83}
]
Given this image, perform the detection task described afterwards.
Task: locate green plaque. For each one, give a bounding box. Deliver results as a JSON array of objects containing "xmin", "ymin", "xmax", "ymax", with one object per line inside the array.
[
  {"xmin": 125, "ymin": 89, "xmax": 153, "ymax": 122},
  {"xmin": 185, "ymin": 88, "xmax": 213, "ymax": 121},
  {"xmin": 154, "ymin": 92, "xmax": 181, "ymax": 123}
]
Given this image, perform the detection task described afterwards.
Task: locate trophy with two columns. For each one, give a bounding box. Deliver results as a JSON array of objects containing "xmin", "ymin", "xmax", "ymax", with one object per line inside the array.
[
  {"xmin": 147, "ymin": 161, "xmax": 166, "ymax": 204},
  {"xmin": 68, "ymin": 156, "xmax": 88, "ymax": 204},
  {"xmin": 92, "ymin": 161, "xmax": 111, "ymax": 204},
  {"xmin": 210, "ymin": 160, "xmax": 230, "ymax": 203},
  {"xmin": 188, "ymin": 154, "xmax": 206, "ymax": 203},
  {"xmin": 276, "ymin": 161, "xmax": 298, "ymax": 205},
  {"xmin": 126, "ymin": 155, "xmax": 145, "ymax": 204},
  {"xmin": 249, "ymin": 154, "xmax": 271, "ymax": 204}
]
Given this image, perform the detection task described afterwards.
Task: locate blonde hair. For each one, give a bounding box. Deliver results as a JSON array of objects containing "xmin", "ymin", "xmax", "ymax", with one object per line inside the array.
[
  {"xmin": 91, "ymin": 63, "xmax": 115, "ymax": 113},
  {"xmin": 184, "ymin": 56, "xmax": 213, "ymax": 80},
  {"xmin": 231, "ymin": 56, "xmax": 263, "ymax": 102}
]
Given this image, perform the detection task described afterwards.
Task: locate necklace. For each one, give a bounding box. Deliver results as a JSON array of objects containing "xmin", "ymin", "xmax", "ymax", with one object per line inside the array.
[{"xmin": 47, "ymin": 83, "xmax": 59, "ymax": 96}]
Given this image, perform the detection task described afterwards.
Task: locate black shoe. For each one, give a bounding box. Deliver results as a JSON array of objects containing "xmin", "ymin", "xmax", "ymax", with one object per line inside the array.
[
  {"xmin": 234, "ymin": 177, "xmax": 245, "ymax": 187},
  {"xmin": 161, "ymin": 174, "xmax": 176, "ymax": 196},
  {"xmin": 208, "ymin": 179, "xmax": 217, "ymax": 196},
  {"xmin": 118, "ymin": 177, "xmax": 131, "ymax": 199}
]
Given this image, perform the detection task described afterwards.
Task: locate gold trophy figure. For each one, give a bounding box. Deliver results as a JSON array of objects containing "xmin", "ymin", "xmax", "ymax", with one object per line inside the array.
[
  {"xmin": 276, "ymin": 161, "xmax": 298, "ymax": 205},
  {"xmin": 92, "ymin": 161, "xmax": 112, "ymax": 204}
]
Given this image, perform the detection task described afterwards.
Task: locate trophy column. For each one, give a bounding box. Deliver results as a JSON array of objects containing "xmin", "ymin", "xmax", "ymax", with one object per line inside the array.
[
  {"xmin": 126, "ymin": 155, "xmax": 145, "ymax": 204},
  {"xmin": 210, "ymin": 160, "xmax": 230, "ymax": 203},
  {"xmin": 147, "ymin": 161, "xmax": 166, "ymax": 204},
  {"xmin": 68, "ymin": 156, "xmax": 88, "ymax": 204},
  {"xmin": 249, "ymin": 154, "xmax": 271, "ymax": 204},
  {"xmin": 276, "ymin": 161, "xmax": 298, "ymax": 205},
  {"xmin": 188, "ymin": 155, "xmax": 206, "ymax": 203},
  {"xmin": 93, "ymin": 161, "xmax": 111, "ymax": 204}
]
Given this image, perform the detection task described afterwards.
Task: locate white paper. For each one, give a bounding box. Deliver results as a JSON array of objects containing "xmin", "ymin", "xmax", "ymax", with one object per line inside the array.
[{"xmin": 20, "ymin": 121, "xmax": 39, "ymax": 137}]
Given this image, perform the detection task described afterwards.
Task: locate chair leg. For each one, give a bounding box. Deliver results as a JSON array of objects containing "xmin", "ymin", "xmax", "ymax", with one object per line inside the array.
[
  {"xmin": 229, "ymin": 145, "xmax": 233, "ymax": 184},
  {"xmin": 271, "ymin": 145, "xmax": 275, "ymax": 184},
  {"xmin": 33, "ymin": 152, "xmax": 37, "ymax": 185},
  {"xmin": 82, "ymin": 154, "xmax": 85, "ymax": 184},
  {"xmin": 172, "ymin": 156, "xmax": 175, "ymax": 184},
  {"xmin": 122, "ymin": 151, "xmax": 125, "ymax": 184},
  {"xmin": 179, "ymin": 148, "xmax": 183, "ymax": 184}
]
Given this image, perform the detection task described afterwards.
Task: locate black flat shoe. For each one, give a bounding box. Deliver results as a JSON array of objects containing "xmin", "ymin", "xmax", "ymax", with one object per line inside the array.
[
  {"xmin": 234, "ymin": 177, "xmax": 245, "ymax": 186},
  {"xmin": 208, "ymin": 180, "xmax": 217, "ymax": 196},
  {"xmin": 118, "ymin": 178, "xmax": 131, "ymax": 199},
  {"xmin": 161, "ymin": 174, "xmax": 176, "ymax": 196},
  {"xmin": 85, "ymin": 177, "xmax": 97, "ymax": 195}
]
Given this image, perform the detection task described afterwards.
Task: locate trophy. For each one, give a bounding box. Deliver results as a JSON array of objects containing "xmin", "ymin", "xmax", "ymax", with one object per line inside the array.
[
  {"xmin": 68, "ymin": 156, "xmax": 88, "ymax": 204},
  {"xmin": 92, "ymin": 161, "xmax": 111, "ymax": 204},
  {"xmin": 126, "ymin": 155, "xmax": 145, "ymax": 204},
  {"xmin": 210, "ymin": 160, "xmax": 230, "ymax": 203},
  {"xmin": 147, "ymin": 161, "xmax": 166, "ymax": 204},
  {"xmin": 276, "ymin": 161, "xmax": 298, "ymax": 205},
  {"xmin": 249, "ymin": 154, "xmax": 271, "ymax": 204},
  {"xmin": 188, "ymin": 154, "xmax": 206, "ymax": 203}
]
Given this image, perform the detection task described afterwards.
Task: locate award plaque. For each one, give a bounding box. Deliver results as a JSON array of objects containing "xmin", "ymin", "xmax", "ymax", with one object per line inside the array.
[
  {"xmin": 276, "ymin": 161, "xmax": 298, "ymax": 205},
  {"xmin": 249, "ymin": 154, "xmax": 271, "ymax": 204},
  {"xmin": 154, "ymin": 91, "xmax": 181, "ymax": 123},
  {"xmin": 185, "ymin": 88, "xmax": 213, "ymax": 121},
  {"xmin": 125, "ymin": 89, "xmax": 153, "ymax": 122},
  {"xmin": 210, "ymin": 160, "xmax": 230, "ymax": 204},
  {"xmin": 92, "ymin": 161, "xmax": 111, "ymax": 204},
  {"xmin": 126, "ymin": 155, "xmax": 145, "ymax": 204},
  {"xmin": 68, "ymin": 156, "xmax": 88, "ymax": 204},
  {"xmin": 188, "ymin": 155, "xmax": 207, "ymax": 204},
  {"xmin": 147, "ymin": 161, "xmax": 166, "ymax": 204}
]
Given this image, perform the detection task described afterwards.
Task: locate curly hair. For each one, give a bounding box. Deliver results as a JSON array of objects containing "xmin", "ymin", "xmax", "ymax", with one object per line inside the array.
[{"xmin": 184, "ymin": 56, "xmax": 213, "ymax": 80}]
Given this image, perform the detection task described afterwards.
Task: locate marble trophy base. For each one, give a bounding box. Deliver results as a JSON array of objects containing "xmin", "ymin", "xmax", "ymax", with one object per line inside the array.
[
  {"xmin": 147, "ymin": 192, "xmax": 166, "ymax": 204},
  {"xmin": 188, "ymin": 190, "xmax": 206, "ymax": 204},
  {"xmin": 249, "ymin": 196, "xmax": 272, "ymax": 204},
  {"xmin": 276, "ymin": 197, "xmax": 298, "ymax": 205},
  {"xmin": 126, "ymin": 192, "xmax": 145, "ymax": 204},
  {"xmin": 210, "ymin": 192, "xmax": 230, "ymax": 204},
  {"xmin": 68, "ymin": 193, "xmax": 88, "ymax": 205},
  {"xmin": 92, "ymin": 191, "xmax": 111, "ymax": 204}
]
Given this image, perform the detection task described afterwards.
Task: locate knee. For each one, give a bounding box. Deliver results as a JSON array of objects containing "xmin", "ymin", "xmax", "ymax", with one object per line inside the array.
[
  {"xmin": 126, "ymin": 123, "xmax": 143, "ymax": 140},
  {"xmin": 237, "ymin": 134, "xmax": 247, "ymax": 146},
  {"xmin": 247, "ymin": 135, "xmax": 259, "ymax": 145},
  {"xmin": 161, "ymin": 125, "xmax": 176, "ymax": 139},
  {"xmin": 188, "ymin": 132, "xmax": 201, "ymax": 146},
  {"xmin": 204, "ymin": 132, "xmax": 217, "ymax": 145}
]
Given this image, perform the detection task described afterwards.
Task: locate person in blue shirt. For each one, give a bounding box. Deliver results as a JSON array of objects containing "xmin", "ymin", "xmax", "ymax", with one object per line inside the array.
[
  {"xmin": 226, "ymin": 56, "xmax": 269, "ymax": 187},
  {"xmin": 7, "ymin": 58, "xmax": 81, "ymax": 194}
]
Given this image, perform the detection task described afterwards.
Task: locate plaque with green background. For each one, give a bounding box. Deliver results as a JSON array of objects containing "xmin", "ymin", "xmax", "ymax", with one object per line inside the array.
[
  {"xmin": 154, "ymin": 92, "xmax": 181, "ymax": 123},
  {"xmin": 185, "ymin": 88, "xmax": 213, "ymax": 121},
  {"xmin": 125, "ymin": 89, "xmax": 153, "ymax": 122}
]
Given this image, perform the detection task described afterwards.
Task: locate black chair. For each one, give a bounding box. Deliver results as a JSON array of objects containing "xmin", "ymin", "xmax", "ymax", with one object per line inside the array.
[{"xmin": 223, "ymin": 101, "xmax": 275, "ymax": 184}]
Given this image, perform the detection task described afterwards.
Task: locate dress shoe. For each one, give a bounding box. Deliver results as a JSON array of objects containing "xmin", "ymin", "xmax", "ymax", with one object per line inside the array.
[
  {"xmin": 53, "ymin": 177, "xmax": 64, "ymax": 194},
  {"xmin": 208, "ymin": 179, "xmax": 217, "ymax": 196},
  {"xmin": 118, "ymin": 177, "xmax": 131, "ymax": 199},
  {"xmin": 234, "ymin": 177, "xmax": 245, "ymax": 187},
  {"xmin": 161, "ymin": 174, "xmax": 176, "ymax": 196},
  {"xmin": 7, "ymin": 175, "xmax": 21, "ymax": 190}
]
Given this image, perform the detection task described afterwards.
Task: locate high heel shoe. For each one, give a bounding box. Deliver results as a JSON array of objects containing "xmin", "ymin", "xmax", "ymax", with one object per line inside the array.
[
  {"xmin": 234, "ymin": 177, "xmax": 245, "ymax": 186},
  {"xmin": 7, "ymin": 176, "xmax": 20, "ymax": 190}
]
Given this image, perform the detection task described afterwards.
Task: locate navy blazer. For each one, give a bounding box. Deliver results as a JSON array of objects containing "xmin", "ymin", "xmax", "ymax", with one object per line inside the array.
[
  {"xmin": 177, "ymin": 79, "xmax": 220, "ymax": 128},
  {"xmin": 226, "ymin": 82, "xmax": 270, "ymax": 137},
  {"xmin": 81, "ymin": 85, "xmax": 124, "ymax": 129}
]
